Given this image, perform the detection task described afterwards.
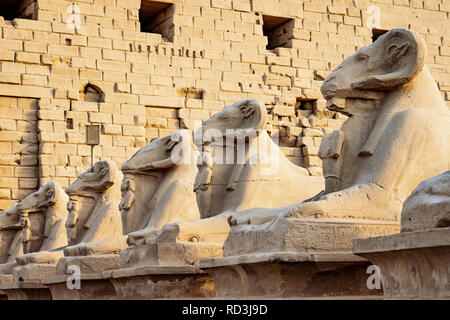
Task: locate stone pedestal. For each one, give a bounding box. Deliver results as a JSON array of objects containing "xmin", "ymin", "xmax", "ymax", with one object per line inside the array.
[
  {"xmin": 0, "ymin": 262, "xmax": 17, "ymax": 276},
  {"xmin": 40, "ymin": 254, "xmax": 122, "ymax": 300},
  {"xmin": 0, "ymin": 255, "xmax": 121, "ymax": 300},
  {"xmin": 42, "ymin": 273, "xmax": 118, "ymax": 300},
  {"xmin": 40, "ymin": 243, "xmax": 220, "ymax": 299},
  {"xmin": 0, "ymin": 275, "xmax": 12, "ymax": 284},
  {"xmin": 56, "ymin": 254, "xmax": 120, "ymax": 275},
  {"xmin": 104, "ymin": 265, "xmax": 214, "ymax": 299},
  {"xmin": 0, "ymin": 281, "xmax": 52, "ymax": 300},
  {"xmin": 120, "ymin": 242, "xmax": 223, "ymax": 268},
  {"xmin": 0, "ymin": 274, "xmax": 13, "ymax": 299},
  {"xmin": 42, "ymin": 265, "xmax": 215, "ymax": 300},
  {"xmin": 353, "ymin": 227, "xmax": 450, "ymax": 299},
  {"xmin": 200, "ymin": 252, "xmax": 383, "ymax": 299},
  {"xmin": 0, "ymin": 263, "xmax": 56, "ymax": 300},
  {"xmin": 13, "ymin": 263, "xmax": 57, "ymax": 281}
]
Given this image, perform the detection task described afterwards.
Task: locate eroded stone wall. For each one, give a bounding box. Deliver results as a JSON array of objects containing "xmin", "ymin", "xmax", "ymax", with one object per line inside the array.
[
  {"xmin": 0, "ymin": 97, "xmax": 38, "ymax": 209},
  {"xmin": 0, "ymin": 0, "xmax": 449, "ymax": 210}
]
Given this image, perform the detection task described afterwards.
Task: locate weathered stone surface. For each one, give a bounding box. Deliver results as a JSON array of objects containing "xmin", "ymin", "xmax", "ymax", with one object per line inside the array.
[
  {"xmin": 56, "ymin": 255, "xmax": 120, "ymax": 275},
  {"xmin": 42, "ymin": 266, "xmax": 214, "ymax": 300},
  {"xmin": 353, "ymin": 172, "xmax": 450, "ymax": 299},
  {"xmin": 401, "ymin": 171, "xmax": 450, "ymax": 232},
  {"xmin": 354, "ymin": 228, "xmax": 450, "ymax": 299},
  {"xmin": 120, "ymin": 242, "xmax": 222, "ymax": 269},
  {"xmin": 224, "ymin": 218, "xmax": 400, "ymax": 256},
  {"xmin": 12, "ymin": 263, "xmax": 57, "ymax": 281},
  {"xmin": 0, "ymin": 0, "xmax": 449, "ymax": 300},
  {"xmin": 201, "ymin": 252, "xmax": 382, "ymax": 299},
  {"xmin": 0, "ymin": 280, "xmax": 51, "ymax": 300},
  {"xmin": 0, "ymin": 275, "xmax": 12, "ymax": 285}
]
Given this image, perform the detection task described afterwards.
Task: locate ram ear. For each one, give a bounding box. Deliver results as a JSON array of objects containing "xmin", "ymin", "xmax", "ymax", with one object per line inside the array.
[
  {"xmin": 99, "ymin": 160, "xmax": 117, "ymax": 184},
  {"xmin": 165, "ymin": 135, "xmax": 181, "ymax": 152},
  {"xmin": 42, "ymin": 182, "xmax": 59, "ymax": 206},
  {"xmin": 45, "ymin": 184, "xmax": 56, "ymax": 203},
  {"xmin": 88, "ymin": 160, "xmax": 117, "ymax": 190},
  {"xmin": 237, "ymin": 99, "xmax": 267, "ymax": 130},
  {"xmin": 351, "ymin": 29, "xmax": 426, "ymax": 90}
]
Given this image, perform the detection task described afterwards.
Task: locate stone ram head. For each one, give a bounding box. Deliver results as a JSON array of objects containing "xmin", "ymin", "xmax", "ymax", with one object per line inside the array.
[
  {"xmin": 17, "ymin": 181, "xmax": 66, "ymax": 213},
  {"xmin": 121, "ymin": 129, "xmax": 193, "ymax": 174},
  {"xmin": 321, "ymin": 28, "xmax": 426, "ymax": 110},
  {"xmin": 198, "ymin": 99, "xmax": 267, "ymax": 145},
  {"xmin": 65, "ymin": 160, "xmax": 122, "ymax": 198}
]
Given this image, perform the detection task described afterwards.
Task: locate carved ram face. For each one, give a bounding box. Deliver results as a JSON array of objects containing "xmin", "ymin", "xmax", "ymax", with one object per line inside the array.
[
  {"xmin": 321, "ymin": 28, "xmax": 426, "ymax": 110},
  {"xmin": 65, "ymin": 160, "xmax": 120, "ymax": 197},
  {"xmin": 17, "ymin": 182, "xmax": 61, "ymax": 213},
  {"xmin": 199, "ymin": 99, "xmax": 267, "ymax": 141},
  {"xmin": 121, "ymin": 130, "xmax": 193, "ymax": 174}
]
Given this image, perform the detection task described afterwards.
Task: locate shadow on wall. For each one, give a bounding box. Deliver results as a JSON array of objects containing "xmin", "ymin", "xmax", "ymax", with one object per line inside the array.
[
  {"xmin": 0, "ymin": 97, "xmax": 39, "ymax": 211},
  {"xmin": 80, "ymin": 83, "xmax": 104, "ymax": 103}
]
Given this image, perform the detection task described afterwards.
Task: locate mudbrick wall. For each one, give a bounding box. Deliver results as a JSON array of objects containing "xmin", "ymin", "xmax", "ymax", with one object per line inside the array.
[{"xmin": 0, "ymin": 0, "xmax": 449, "ymax": 210}]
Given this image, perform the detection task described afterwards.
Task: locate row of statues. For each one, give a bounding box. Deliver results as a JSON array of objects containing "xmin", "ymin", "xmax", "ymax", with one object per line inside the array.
[{"xmin": 0, "ymin": 28, "xmax": 449, "ymax": 280}]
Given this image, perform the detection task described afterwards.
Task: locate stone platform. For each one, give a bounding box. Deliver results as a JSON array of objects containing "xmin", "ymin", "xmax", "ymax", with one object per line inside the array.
[
  {"xmin": 0, "ymin": 275, "xmax": 12, "ymax": 284},
  {"xmin": 0, "ymin": 251, "xmax": 389, "ymax": 300},
  {"xmin": 0, "ymin": 280, "xmax": 52, "ymax": 300},
  {"xmin": 200, "ymin": 252, "xmax": 383, "ymax": 299},
  {"xmin": 38, "ymin": 243, "xmax": 221, "ymax": 300},
  {"xmin": 56, "ymin": 254, "xmax": 121, "ymax": 275},
  {"xmin": 42, "ymin": 265, "xmax": 214, "ymax": 300},
  {"xmin": 0, "ymin": 263, "xmax": 57, "ymax": 300},
  {"xmin": 353, "ymin": 227, "xmax": 450, "ymax": 299},
  {"xmin": 119, "ymin": 242, "xmax": 223, "ymax": 268},
  {"xmin": 0, "ymin": 254, "xmax": 121, "ymax": 300}
]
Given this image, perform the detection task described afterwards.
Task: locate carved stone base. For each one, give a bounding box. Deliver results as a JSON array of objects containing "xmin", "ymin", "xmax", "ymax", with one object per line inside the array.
[
  {"xmin": 13, "ymin": 263, "xmax": 57, "ymax": 281},
  {"xmin": 0, "ymin": 262, "xmax": 17, "ymax": 276},
  {"xmin": 0, "ymin": 281, "xmax": 52, "ymax": 300},
  {"xmin": 353, "ymin": 227, "xmax": 450, "ymax": 299},
  {"xmin": 120, "ymin": 242, "xmax": 223, "ymax": 268},
  {"xmin": 224, "ymin": 218, "xmax": 400, "ymax": 256},
  {"xmin": 56, "ymin": 254, "xmax": 120, "ymax": 275},
  {"xmin": 200, "ymin": 252, "xmax": 383, "ymax": 299},
  {"xmin": 104, "ymin": 266, "xmax": 215, "ymax": 299},
  {"xmin": 0, "ymin": 263, "xmax": 56, "ymax": 299},
  {"xmin": 0, "ymin": 263, "xmax": 55, "ymax": 299},
  {"xmin": 42, "ymin": 266, "xmax": 215, "ymax": 300},
  {"xmin": 43, "ymin": 274, "xmax": 118, "ymax": 300}
]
